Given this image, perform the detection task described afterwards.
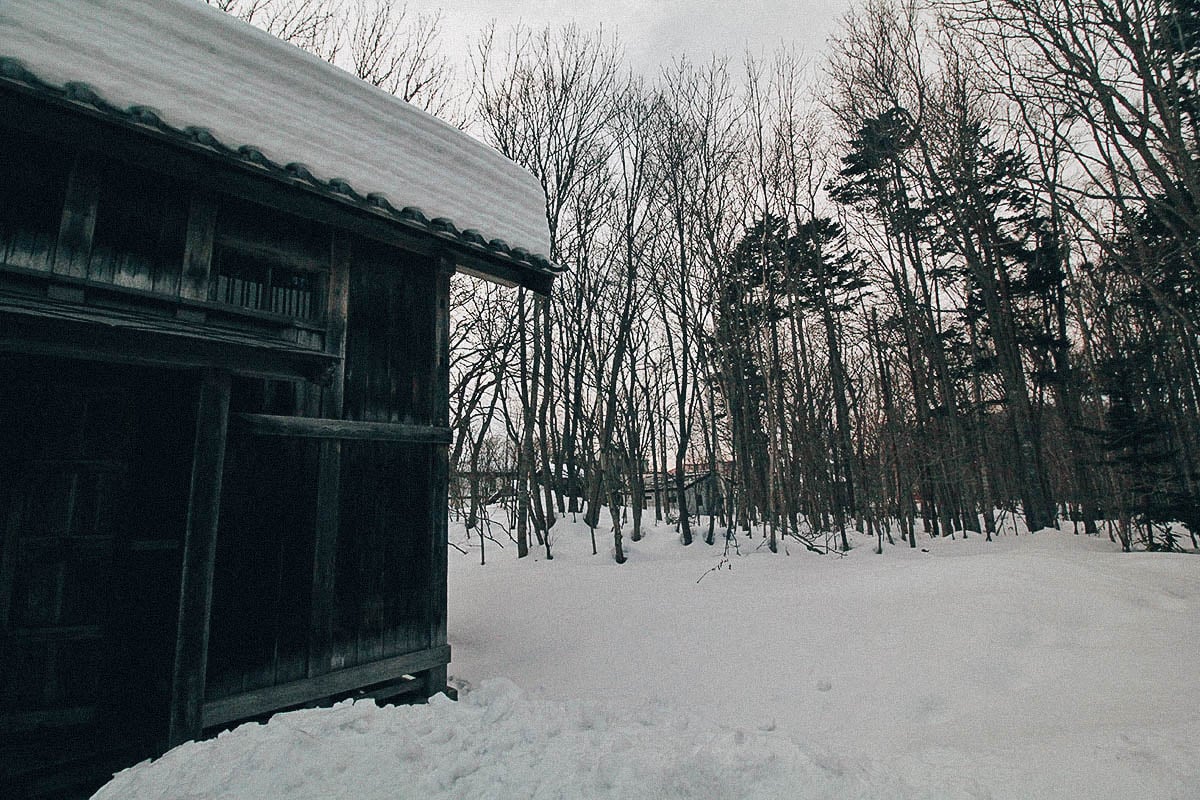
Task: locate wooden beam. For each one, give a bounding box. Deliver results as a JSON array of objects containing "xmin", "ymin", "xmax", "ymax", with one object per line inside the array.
[
  {"xmin": 231, "ymin": 413, "xmax": 452, "ymax": 444},
  {"xmin": 431, "ymin": 254, "xmax": 452, "ymax": 431},
  {"xmin": 0, "ymin": 295, "xmax": 337, "ymax": 381},
  {"xmin": 202, "ymin": 644, "xmax": 450, "ymax": 728},
  {"xmin": 0, "ymin": 503, "xmax": 20, "ymax": 633},
  {"xmin": 309, "ymin": 230, "xmax": 351, "ymax": 678},
  {"xmin": 6, "ymin": 624, "xmax": 104, "ymax": 642},
  {"xmin": 0, "ymin": 261, "xmax": 326, "ymax": 333},
  {"xmin": 348, "ymin": 675, "xmax": 424, "ymax": 705},
  {"xmin": 454, "ymin": 252, "xmax": 553, "ymax": 296},
  {"xmin": 168, "ymin": 369, "xmax": 231, "ymax": 747}
]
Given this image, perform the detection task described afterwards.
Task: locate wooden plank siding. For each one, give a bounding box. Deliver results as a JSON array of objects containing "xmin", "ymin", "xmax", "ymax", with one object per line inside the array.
[
  {"xmin": 1, "ymin": 117, "xmax": 334, "ymax": 363},
  {"xmin": 89, "ymin": 159, "xmax": 190, "ymax": 295},
  {"xmin": 0, "ymin": 88, "xmax": 554, "ymax": 295},
  {"xmin": 344, "ymin": 237, "xmax": 437, "ymax": 425},
  {"xmin": 180, "ymin": 192, "xmax": 218, "ymax": 303},
  {"xmin": 1, "ymin": 84, "xmax": 465, "ymax": 792},
  {"xmin": 205, "ymin": 430, "xmax": 320, "ymax": 701},
  {"xmin": 0, "ymin": 128, "xmax": 68, "ymax": 273},
  {"xmin": 202, "ymin": 233, "xmax": 451, "ymax": 722},
  {"xmin": 317, "ymin": 239, "xmax": 446, "ymax": 676},
  {"xmin": 52, "ymin": 151, "xmax": 101, "ymax": 281},
  {"xmin": 336, "ymin": 441, "xmax": 435, "ymax": 669},
  {"xmin": 203, "ymin": 216, "xmax": 337, "ymax": 701},
  {"xmin": 0, "ymin": 292, "xmax": 338, "ymax": 383}
]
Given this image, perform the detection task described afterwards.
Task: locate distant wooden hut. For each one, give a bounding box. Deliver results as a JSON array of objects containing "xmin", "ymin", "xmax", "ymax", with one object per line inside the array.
[
  {"xmin": 0, "ymin": 1, "xmax": 556, "ymax": 795},
  {"xmin": 644, "ymin": 471, "xmax": 730, "ymax": 517}
]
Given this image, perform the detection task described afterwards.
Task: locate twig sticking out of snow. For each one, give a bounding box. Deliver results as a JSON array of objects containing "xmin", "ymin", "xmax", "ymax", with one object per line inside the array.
[{"xmin": 696, "ymin": 555, "xmax": 732, "ymax": 584}]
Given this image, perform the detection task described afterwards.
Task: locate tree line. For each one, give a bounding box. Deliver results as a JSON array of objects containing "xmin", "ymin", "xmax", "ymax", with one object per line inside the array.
[{"xmin": 215, "ymin": 0, "xmax": 1200, "ymax": 559}]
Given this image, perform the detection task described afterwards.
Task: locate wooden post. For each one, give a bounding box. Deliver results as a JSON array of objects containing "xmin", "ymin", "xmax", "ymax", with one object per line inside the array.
[
  {"xmin": 180, "ymin": 192, "xmax": 218, "ymax": 303},
  {"xmin": 423, "ymin": 252, "xmax": 452, "ymax": 698},
  {"xmin": 168, "ymin": 369, "xmax": 231, "ymax": 746},
  {"xmin": 53, "ymin": 152, "xmax": 100, "ymax": 280},
  {"xmin": 308, "ymin": 231, "xmax": 351, "ymax": 678}
]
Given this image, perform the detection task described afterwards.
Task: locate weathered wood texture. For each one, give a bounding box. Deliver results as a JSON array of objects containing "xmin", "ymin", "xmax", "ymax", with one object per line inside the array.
[
  {"xmin": 1, "ymin": 88, "xmax": 461, "ymax": 781},
  {"xmin": 425, "ymin": 255, "xmax": 452, "ymax": 697},
  {"xmin": 202, "ymin": 644, "xmax": 449, "ymax": 728},
  {"xmin": 206, "ymin": 431, "xmax": 319, "ymax": 700},
  {"xmin": 90, "ymin": 160, "xmax": 190, "ymax": 294},
  {"xmin": 231, "ymin": 413, "xmax": 452, "ymax": 443},
  {"xmin": 204, "ymin": 239, "xmax": 450, "ymax": 716},
  {"xmin": 310, "ymin": 231, "xmax": 351, "ymax": 678},
  {"xmin": 330, "ymin": 241, "xmax": 442, "ymax": 673},
  {"xmin": 180, "ymin": 192, "xmax": 218, "ymax": 302},
  {"xmin": 1, "ymin": 90, "xmax": 554, "ymax": 294},
  {"xmin": 53, "ymin": 152, "xmax": 101, "ymax": 279},
  {"xmin": 0, "ymin": 128, "xmax": 68, "ymax": 272},
  {"xmin": 0, "ymin": 292, "xmax": 338, "ymax": 382},
  {"xmin": 168, "ymin": 370, "xmax": 232, "ymax": 746},
  {"xmin": 210, "ymin": 196, "xmax": 330, "ymax": 323},
  {"xmin": 344, "ymin": 238, "xmax": 437, "ymax": 425},
  {"xmin": 335, "ymin": 440, "xmax": 434, "ymax": 669},
  {"xmin": 1, "ymin": 117, "xmax": 336, "ymax": 366}
]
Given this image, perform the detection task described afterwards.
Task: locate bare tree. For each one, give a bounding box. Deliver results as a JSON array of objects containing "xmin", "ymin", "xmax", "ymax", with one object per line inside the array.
[
  {"xmin": 348, "ymin": 0, "xmax": 455, "ymax": 115},
  {"xmin": 208, "ymin": 0, "xmax": 343, "ymax": 61},
  {"xmin": 473, "ymin": 23, "xmax": 622, "ymax": 557}
]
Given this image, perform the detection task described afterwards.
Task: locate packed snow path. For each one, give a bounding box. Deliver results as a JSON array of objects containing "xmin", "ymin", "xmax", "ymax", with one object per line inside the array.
[{"xmin": 97, "ymin": 521, "xmax": 1200, "ymax": 799}]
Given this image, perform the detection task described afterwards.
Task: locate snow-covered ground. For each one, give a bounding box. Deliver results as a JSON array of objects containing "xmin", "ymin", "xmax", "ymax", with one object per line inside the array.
[{"xmin": 96, "ymin": 514, "xmax": 1200, "ymax": 799}]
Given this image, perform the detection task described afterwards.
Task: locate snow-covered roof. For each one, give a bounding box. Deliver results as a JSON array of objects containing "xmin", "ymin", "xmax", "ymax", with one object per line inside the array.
[{"xmin": 0, "ymin": 0, "xmax": 556, "ymax": 282}]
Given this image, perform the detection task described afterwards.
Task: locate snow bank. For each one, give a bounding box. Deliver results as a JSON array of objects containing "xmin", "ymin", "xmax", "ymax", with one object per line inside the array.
[
  {"xmin": 95, "ymin": 517, "xmax": 1200, "ymax": 799},
  {"xmin": 447, "ymin": 516, "xmax": 1200, "ymax": 800},
  {"xmin": 96, "ymin": 678, "xmax": 924, "ymax": 800}
]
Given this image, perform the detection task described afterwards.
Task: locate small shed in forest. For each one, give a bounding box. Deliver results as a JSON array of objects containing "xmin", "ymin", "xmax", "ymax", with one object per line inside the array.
[
  {"xmin": 644, "ymin": 471, "xmax": 730, "ymax": 517},
  {"xmin": 0, "ymin": 1, "xmax": 556, "ymax": 795}
]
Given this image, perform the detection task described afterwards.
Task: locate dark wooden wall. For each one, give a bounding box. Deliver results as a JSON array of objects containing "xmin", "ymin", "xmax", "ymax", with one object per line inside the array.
[
  {"xmin": 0, "ymin": 127, "xmax": 330, "ymax": 359},
  {"xmin": 334, "ymin": 239, "xmax": 440, "ymax": 665},
  {"xmin": 204, "ymin": 235, "xmax": 448, "ymax": 712},
  {"xmin": 206, "ymin": 433, "xmax": 320, "ymax": 698},
  {"xmin": 0, "ymin": 356, "xmax": 195, "ymax": 795},
  {"xmin": 0, "ymin": 130, "xmax": 67, "ymax": 272},
  {"xmin": 344, "ymin": 238, "xmax": 437, "ymax": 425},
  {"xmin": 1, "ymin": 101, "xmax": 455, "ymax": 794}
]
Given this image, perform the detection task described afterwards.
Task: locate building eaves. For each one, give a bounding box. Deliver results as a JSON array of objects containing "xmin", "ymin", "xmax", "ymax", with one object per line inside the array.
[{"xmin": 0, "ymin": 56, "xmax": 561, "ymax": 287}]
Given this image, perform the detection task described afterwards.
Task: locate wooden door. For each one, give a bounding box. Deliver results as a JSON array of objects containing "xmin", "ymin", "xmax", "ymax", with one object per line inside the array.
[{"xmin": 0, "ymin": 375, "xmax": 136, "ymax": 792}]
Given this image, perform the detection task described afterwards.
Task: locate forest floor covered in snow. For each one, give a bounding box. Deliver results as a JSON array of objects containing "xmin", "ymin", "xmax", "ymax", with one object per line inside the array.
[{"xmin": 96, "ymin": 515, "xmax": 1200, "ymax": 799}]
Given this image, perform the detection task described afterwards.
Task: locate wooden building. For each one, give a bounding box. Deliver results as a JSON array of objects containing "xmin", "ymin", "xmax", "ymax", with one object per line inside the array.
[
  {"xmin": 643, "ymin": 471, "xmax": 730, "ymax": 517},
  {"xmin": 0, "ymin": 2, "xmax": 556, "ymax": 796}
]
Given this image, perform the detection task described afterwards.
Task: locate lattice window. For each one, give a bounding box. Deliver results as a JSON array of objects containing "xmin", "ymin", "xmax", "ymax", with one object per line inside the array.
[
  {"xmin": 211, "ymin": 245, "xmax": 323, "ymax": 321},
  {"xmin": 210, "ymin": 197, "xmax": 328, "ymax": 321}
]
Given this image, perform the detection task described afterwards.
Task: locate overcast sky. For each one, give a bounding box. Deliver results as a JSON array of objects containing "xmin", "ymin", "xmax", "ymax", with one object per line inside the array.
[{"xmin": 403, "ymin": 0, "xmax": 853, "ymax": 75}]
